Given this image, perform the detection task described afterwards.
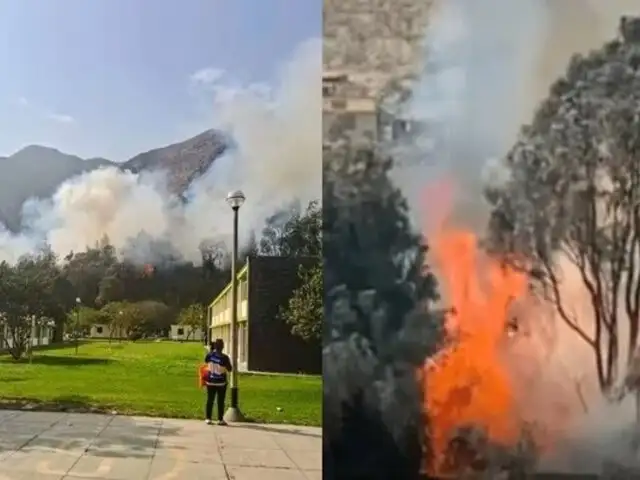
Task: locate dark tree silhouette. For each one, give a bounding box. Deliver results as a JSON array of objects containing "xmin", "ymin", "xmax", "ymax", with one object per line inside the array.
[{"xmin": 323, "ymin": 143, "xmax": 441, "ymax": 479}]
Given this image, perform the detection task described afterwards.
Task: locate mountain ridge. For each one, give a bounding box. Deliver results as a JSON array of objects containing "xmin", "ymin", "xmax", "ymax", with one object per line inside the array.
[{"xmin": 0, "ymin": 129, "xmax": 226, "ymax": 232}]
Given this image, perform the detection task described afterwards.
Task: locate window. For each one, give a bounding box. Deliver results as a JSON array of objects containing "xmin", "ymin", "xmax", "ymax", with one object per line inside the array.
[
  {"xmin": 322, "ymin": 84, "xmax": 335, "ymax": 97},
  {"xmin": 331, "ymin": 98, "xmax": 347, "ymax": 110},
  {"xmin": 177, "ymin": 328, "xmax": 184, "ymax": 336},
  {"xmin": 96, "ymin": 326, "xmax": 103, "ymax": 334}
]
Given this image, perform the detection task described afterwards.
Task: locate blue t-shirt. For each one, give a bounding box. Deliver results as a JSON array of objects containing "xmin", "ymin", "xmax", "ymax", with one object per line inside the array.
[{"xmin": 204, "ymin": 351, "xmax": 233, "ymax": 386}]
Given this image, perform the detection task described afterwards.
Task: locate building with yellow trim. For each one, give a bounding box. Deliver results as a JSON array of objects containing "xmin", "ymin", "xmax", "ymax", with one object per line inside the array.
[
  {"xmin": 208, "ymin": 255, "xmax": 320, "ymax": 374},
  {"xmin": 209, "ymin": 263, "xmax": 250, "ymax": 370}
]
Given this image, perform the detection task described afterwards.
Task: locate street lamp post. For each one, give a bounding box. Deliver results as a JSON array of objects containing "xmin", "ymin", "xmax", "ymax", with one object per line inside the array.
[
  {"xmin": 202, "ymin": 313, "xmax": 208, "ymax": 348},
  {"xmin": 75, "ymin": 297, "xmax": 81, "ymax": 355},
  {"xmin": 117, "ymin": 310, "xmax": 123, "ymax": 343},
  {"xmin": 224, "ymin": 189, "xmax": 246, "ymax": 423}
]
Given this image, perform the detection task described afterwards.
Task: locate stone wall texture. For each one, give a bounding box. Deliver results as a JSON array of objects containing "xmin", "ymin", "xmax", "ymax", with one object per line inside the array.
[{"xmin": 323, "ymin": 0, "xmax": 433, "ymax": 97}]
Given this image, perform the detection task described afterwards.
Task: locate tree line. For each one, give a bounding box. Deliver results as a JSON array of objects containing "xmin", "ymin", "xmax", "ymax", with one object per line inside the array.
[{"xmin": 0, "ymin": 199, "xmax": 322, "ymax": 360}]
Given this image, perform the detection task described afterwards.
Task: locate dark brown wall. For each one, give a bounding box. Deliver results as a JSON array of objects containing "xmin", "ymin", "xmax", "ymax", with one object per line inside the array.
[{"xmin": 247, "ymin": 256, "xmax": 321, "ymax": 374}]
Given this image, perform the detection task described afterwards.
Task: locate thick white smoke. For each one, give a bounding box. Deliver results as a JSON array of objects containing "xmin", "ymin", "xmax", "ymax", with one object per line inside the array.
[
  {"xmin": 0, "ymin": 38, "xmax": 321, "ymax": 265},
  {"xmin": 398, "ymin": 0, "xmax": 640, "ymax": 228},
  {"xmin": 404, "ymin": 0, "xmax": 640, "ymax": 474}
]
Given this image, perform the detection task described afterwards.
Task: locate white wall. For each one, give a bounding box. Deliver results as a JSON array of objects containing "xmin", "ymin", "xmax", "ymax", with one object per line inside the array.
[
  {"xmin": 89, "ymin": 323, "xmax": 111, "ymax": 339},
  {"xmin": 1, "ymin": 325, "xmax": 53, "ymax": 348},
  {"xmin": 170, "ymin": 324, "xmax": 204, "ymax": 341}
]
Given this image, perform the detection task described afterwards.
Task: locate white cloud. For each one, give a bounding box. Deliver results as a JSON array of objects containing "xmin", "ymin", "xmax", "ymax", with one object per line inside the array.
[
  {"xmin": 189, "ymin": 67, "xmax": 225, "ymax": 87},
  {"xmin": 188, "ymin": 67, "xmax": 273, "ymax": 107},
  {"xmin": 12, "ymin": 96, "xmax": 75, "ymax": 125},
  {"xmin": 46, "ymin": 113, "xmax": 75, "ymax": 124}
]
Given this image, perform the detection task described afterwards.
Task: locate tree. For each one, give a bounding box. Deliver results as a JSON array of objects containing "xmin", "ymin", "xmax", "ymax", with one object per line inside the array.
[
  {"xmin": 0, "ymin": 261, "xmax": 33, "ymax": 359},
  {"xmin": 260, "ymin": 200, "xmax": 322, "ymax": 257},
  {"xmin": 63, "ymin": 238, "xmax": 118, "ymax": 308},
  {"xmin": 177, "ymin": 303, "xmax": 206, "ymax": 341},
  {"xmin": 485, "ymin": 17, "xmax": 640, "ymax": 395},
  {"xmin": 280, "ymin": 262, "xmax": 322, "ymax": 342},
  {"xmin": 324, "ymin": 145, "xmax": 437, "ymax": 339},
  {"xmin": 0, "ymin": 249, "xmax": 69, "ymax": 360},
  {"xmin": 133, "ymin": 300, "xmax": 173, "ymax": 336},
  {"xmin": 323, "ymin": 144, "xmax": 441, "ymax": 479},
  {"xmin": 101, "ymin": 301, "xmax": 139, "ymax": 341},
  {"xmin": 67, "ymin": 306, "xmax": 109, "ymax": 332},
  {"xmin": 96, "ymin": 261, "xmax": 139, "ymax": 305},
  {"xmin": 100, "ymin": 301, "xmax": 126, "ymax": 341}
]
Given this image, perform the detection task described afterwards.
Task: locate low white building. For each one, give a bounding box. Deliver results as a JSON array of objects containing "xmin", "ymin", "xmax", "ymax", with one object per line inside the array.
[
  {"xmin": 170, "ymin": 324, "xmax": 204, "ymax": 342},
  {"xmin": 0, "ymin": 323, "xmax": 54, "ymax": 348},
  {"xmin": 89, "ymin": 323, "xmax": 111, "ymax": 339}
]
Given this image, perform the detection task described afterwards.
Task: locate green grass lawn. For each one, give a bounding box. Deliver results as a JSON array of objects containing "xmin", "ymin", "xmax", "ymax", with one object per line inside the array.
[{"xmin": 0, "ymin": 340, "xmax": 321, "ymax": 426}]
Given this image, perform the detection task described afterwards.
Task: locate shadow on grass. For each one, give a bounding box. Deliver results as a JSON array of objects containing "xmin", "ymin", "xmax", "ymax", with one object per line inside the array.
[
  {"xmin": 0, "ymin": 342, "xmax": 99, "ymax": 363},
  {"xmin": 18, "ymin": 356, "xmax": 113, "ymax": 366},
  {"xmin": 0, "ymin": 377, "xmax": 26, "ymax": 383},
  {"xmin": 0, "ymin": 340, "xmax": 91, "ymax": 354}
]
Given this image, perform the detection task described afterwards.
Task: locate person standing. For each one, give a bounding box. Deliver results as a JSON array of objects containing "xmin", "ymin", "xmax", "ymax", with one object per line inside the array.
[{"xmin": 203, "ymin": 338, "xmax": 233, "ymax": 425}]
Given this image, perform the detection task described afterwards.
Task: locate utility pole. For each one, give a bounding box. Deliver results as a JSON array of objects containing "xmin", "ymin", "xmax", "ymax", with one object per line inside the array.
[{"xmin": 224, "ymin": 190, "xmax": 246, "ymax": 423}]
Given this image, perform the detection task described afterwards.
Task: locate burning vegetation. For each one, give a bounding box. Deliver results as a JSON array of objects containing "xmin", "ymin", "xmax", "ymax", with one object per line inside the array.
[
  {"xmin": 424, "ymin": 226, "xmax": 528, "ymax": 475},
  {"xmin": 325, "ymin": 8, "xmax": 640, "ymax": 480},
  {"xmin": 421, "ymin": 15, "xmax": 640, "ymax": 478}
]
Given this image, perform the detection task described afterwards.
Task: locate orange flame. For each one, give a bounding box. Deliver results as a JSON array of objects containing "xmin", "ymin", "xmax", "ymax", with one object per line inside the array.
[
  {"xmin": 420, "ymin": 178, "xmax": 535, "ymax": 472},
  {"xmin": 425, "ymin": 226, "xmax": 528, "ymax": 470},
  {"xmin": 422, "ymin": 182, "xmax": 582, "ymax": 474}
]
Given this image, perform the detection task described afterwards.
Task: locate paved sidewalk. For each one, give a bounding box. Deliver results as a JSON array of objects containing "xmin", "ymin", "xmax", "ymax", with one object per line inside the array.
[{"xmin": 0, "ymin": 410, "xmax": 321, "ymax": 479}]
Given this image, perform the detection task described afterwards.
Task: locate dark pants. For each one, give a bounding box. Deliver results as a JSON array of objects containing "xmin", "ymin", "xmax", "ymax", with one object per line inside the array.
[{"xmin": 205, "ymin": 384, "xmax": 227, "ymax": 421}]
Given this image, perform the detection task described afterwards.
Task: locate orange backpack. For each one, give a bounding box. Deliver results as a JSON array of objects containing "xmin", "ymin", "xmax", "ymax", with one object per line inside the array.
[{"xmin": 198, "ymin": 363, "xmax": 208, "ymax": 387}]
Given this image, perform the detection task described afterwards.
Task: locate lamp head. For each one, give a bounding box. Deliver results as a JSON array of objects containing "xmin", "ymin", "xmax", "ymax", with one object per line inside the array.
[
  {"xmin": 75, "ymin": 297, "xmax": 81, "ymax": 304},
  {"xmin": 226, "ymin": 190, "xmax": 246, "ymax": 210}
]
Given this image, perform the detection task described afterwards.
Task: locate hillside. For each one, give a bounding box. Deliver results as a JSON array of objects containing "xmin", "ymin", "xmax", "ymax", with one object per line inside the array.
[
  {"xmin": 122, "ymin": 129, "xmax": 226, "ymax": 194},
  {"xmin": 0, "ymin": 130, "xmax": 226, "ymax": 232}
]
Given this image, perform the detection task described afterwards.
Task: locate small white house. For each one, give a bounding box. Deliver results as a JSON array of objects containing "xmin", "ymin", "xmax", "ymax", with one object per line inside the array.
[
  {"xmin": 87, "ymin": 323, "xmax": 126, "ymax": 339},
  {"xmin": 170, "ymin": 324, "xmax": 204, "ymax": 342},
  {"xmin": 89, "ymin": 323, "xmax": 111, "ymax": 339}
]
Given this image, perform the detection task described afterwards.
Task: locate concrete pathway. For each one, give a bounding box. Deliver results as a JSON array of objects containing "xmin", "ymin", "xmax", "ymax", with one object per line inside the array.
[{"xmin": 0, "ymin": 410, "xmax": 321, "ymax": 479}]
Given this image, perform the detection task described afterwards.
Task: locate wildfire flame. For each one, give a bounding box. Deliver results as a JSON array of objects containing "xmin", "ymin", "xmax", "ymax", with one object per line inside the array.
[
  {"xmin": 421, "ymin": 184, "xmax": 583, "ymax": 474},
  {"xmin": 425, "ymin": 225, "xmax": 528, "ymax": 471},
  {"xmin": 142, "ymin": 263, "xmax": 155, "ymax": 277}
]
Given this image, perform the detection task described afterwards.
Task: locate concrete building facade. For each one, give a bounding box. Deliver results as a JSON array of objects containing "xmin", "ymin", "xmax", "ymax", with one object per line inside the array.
[
  {"xmin": 323, "ymin": 71, "xmax": 379, "ymax": 145},
  {"xmin": 169, "ymin": 324, "xmax": 204, "ymax": 342},
  {"xmin": 208, "ymin": 256, "xmax": 321, "ymax": 375},
  {"xmin": 323, "ymin": 0, "xmax": 433, "ymax": 149}
]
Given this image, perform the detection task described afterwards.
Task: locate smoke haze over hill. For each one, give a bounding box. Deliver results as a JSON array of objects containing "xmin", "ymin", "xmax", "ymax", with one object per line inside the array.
[{"xmin": 0, "ymin": 38, "xmax": 322, "ymax": 265}]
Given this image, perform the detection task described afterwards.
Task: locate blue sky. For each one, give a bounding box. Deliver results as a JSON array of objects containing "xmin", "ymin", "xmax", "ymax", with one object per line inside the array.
[{"xmin": 0, "ymin": 0, "xmax": 320, "ymax": 161}]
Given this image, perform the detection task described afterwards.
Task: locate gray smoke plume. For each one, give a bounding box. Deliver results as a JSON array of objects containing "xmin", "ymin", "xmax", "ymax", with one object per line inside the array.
[
  {"xmin": 0, "ymin": 38, "xmax": 321, "ymax": 265},
  {"xmin": 396, "ymin": 0, "xmax": 639, "ymax": 229}
]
